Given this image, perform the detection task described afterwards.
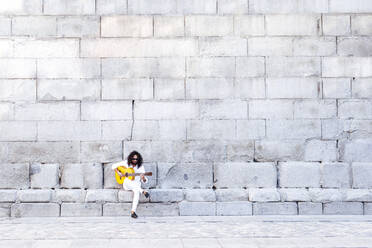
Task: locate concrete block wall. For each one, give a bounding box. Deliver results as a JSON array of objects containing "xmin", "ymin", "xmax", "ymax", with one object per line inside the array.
[{"xmin": 0, "ymin": 0, "xmax": 372, "ymax": 217}]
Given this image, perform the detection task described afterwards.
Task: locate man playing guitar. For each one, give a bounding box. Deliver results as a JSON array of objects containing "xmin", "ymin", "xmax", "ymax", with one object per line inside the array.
[{"xmin": 112, "ymin": 150, "xmax": 150, "ymax": 218}]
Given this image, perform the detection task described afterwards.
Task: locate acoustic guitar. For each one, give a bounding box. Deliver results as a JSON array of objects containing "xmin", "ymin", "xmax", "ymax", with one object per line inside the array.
[{"xmin": 115, "ymin": 166, "xmax": 153, "ymax": 184}]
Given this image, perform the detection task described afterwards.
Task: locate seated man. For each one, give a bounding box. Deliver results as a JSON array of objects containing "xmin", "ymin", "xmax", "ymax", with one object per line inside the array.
[{"xmin": 112, "ymin": 150, "xmax": 149, "ymax": 218}]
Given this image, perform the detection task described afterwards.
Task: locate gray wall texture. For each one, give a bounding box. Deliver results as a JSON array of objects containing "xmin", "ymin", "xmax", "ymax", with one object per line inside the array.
[{"xmin": 0, "ymin": 0, "xmax": 372, "ymax": 217}]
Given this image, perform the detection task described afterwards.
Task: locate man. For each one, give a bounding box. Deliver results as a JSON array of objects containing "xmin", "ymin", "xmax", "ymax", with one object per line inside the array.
[{"xmin": 111, "ymin": 150, "xmax": 149, "ymax": 218}]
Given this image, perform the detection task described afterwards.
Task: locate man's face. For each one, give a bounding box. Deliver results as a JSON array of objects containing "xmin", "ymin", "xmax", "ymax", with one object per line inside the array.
[{"xmin": 131, "ymin": 155, "xmax": 138, "ymax": 165}]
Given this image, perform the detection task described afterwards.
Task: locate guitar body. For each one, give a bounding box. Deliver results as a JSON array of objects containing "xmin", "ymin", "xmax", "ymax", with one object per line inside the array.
[{"xmin": 115, "ymin": 166, "xmax": 135, "ymax": 184}]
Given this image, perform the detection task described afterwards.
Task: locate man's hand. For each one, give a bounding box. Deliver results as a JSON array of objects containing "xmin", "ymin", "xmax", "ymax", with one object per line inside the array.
[{"xmin": 140, "ymin": 174, "xmax": 147, "ymax": 182}]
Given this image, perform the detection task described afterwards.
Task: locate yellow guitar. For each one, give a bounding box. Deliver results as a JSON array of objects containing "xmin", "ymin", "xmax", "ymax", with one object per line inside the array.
[{"xmin": 115, "ymin": 166, "xmax": 153, "ymax": 184}]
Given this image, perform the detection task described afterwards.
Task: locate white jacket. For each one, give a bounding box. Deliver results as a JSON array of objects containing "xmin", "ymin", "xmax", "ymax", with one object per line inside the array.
[{"xmin": 111, "ymin": 160, "xmax": 148, "ymax": 184}]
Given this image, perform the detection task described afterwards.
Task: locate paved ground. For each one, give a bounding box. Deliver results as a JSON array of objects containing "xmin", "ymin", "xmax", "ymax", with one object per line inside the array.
[{"xmin": 1, "ymin": 215, "xmax": 372, "ymax": 247}]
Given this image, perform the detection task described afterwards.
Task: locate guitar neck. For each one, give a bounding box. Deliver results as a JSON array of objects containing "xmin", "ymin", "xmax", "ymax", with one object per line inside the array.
[{"xmin": 126, "ymin": 172, "xmax": 152, "ymax": 176}]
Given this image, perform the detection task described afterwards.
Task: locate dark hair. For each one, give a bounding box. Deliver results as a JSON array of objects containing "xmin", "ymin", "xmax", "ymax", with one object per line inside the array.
[{"xmin": 127, "ymin": 150, "xmax": 143, "ymax": 168}]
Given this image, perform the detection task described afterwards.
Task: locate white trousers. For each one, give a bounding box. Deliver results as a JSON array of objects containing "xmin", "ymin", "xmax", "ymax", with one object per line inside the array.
[{"xmin": 123, "ymin": 180, "xmax": 143, "ymax": 212}]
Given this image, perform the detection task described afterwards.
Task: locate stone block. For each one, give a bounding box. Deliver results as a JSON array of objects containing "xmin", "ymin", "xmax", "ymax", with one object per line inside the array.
[
  {"xmin": 57, "ymin": 16, "xmax": 99, "ymax": 37},
  {"xmin": 81, "ymin": 101, "xmax": 132, "ymax": 121},
  {"xmin": 0, "ymin": 80, "xmax": 35, "ymax": 102},
  {"xmin": 199, "ymin": 100, "xmax": 247, "ymax": 120},
  {"xmin": 215, "ymin": 189, "xmax": 249, "ymax": 202},
  {"xmin": 103, "ymin": 78, "xmax": 152, "ymax": 100},
  {"xmin": 248, "ymin": 37, "xmax": 293, "ymax": 56},
  {"xmin": 304, "ymin": 140, "xmax": 337, "ymax": 162},
  {"xmin": 199, "ymin": 37, "xmax": 247, "ymax": 56},
  {"xmin": 322, "ymin": 78, "xmax": 351, "ymax": 98},
  {"xmin": 102, "ymin": 58, "xmax": 185, "ymax": 78},
  {"xmin": 135, "ymin": 101, "xmax": 199, "ymax": 120},
  {"xmin": 12, "ymin": 16, "xmax": 56, "ymax": 37},
  {"xmin": 0, "ymin": 0, "xmax": 42, "ymax": 15},
  {"xmin": 184, "ymin": 189, "xmax": 216, "ymax": 202},
  {"xmin": 118, "ymin": 190, "xmax": 149, "ymax": 203},
  {"xmin": 294, "ymin": 100, "xmax": 336, "ymax": 119},
  {"xmin": 61, "ymin": 163, "xmax": 103, "ymax": 189},
  {"xmin": 14, "ymin": 38, "xmax": 79, "ymax": 58},
  {"xmin": 338, "ymin": 37, "xmax": 372, "ymax": 56},
  {"xmin": 345, "ymin": 189, "xmax": 372, "ymax": 202},
  {"xmin": 96, "ymin": 0, "xmax": 127, "ymax": 14},
  {"xmin": 81, "ymin": 142, "xmax": 122, "ymax": 163},
  {"xmin": 353, "ymin": 78, "xmax": 372, "ymax": 98},
  {"xmin": 0, "ymin": 17, "xmax": 10, "ymax": 35},
  {"xmin": 340, "ymin": 140, "xmax": 372, "ymax": 162},
  {"xmin": 298, "ymin": 202, "xmax": 322, "ymax": 215},
  {"xmin": 53, "ymin": 189, "xmax": 86, "ymax": 203},
  {"xmin": 0, "ymin": 59, "xmax": 36, "ymax": 78},
  {"xmin": 323, "ymin": 202, "xmax": 363, "ymax": 215},
  {"xmin": 267, "ymin": 78, "xmax": 319, "ymax": 98},
  {"xmin": 187, "ymin": 120, "xmax": 235, "ymax": 140},
  {"xmin": 37, "ymin": 121, "xmax": 101, "ymax": 141},
  {"xmin": 253, "ymin": 202, "xmax": 297, "ymax": 215},
  {"xmin": 365, "ymin": 203, "xmax": 372, "ymax": 215},
  {"xmin": 338, "ymin": 100, "xmax": 372, "ymax": 119},
  {"xmin": 279, "ymin": 189, "xmax": 311, "ymax": 202},
  {"xmin": 249, "ymin": 100, "xmax": 294, "ymax": 119},
  {"xmin": 267, "ymin": 57, "xmax": 320, "ymax": 77},
  {"xmin": 44, "ymin": 0, "xmax": 95, "ymax": 15},
  {"xmin": 0, "ymin": 163, "xmax": 29, "ymax": 189},
  {"xmin": 102, "ymin": 203, "xmax": 131, "ymax": 216},
  {"xmin": 309, "ymin": 188, "xmax": 346, "ymax": 202},
  {"xmin": 0, "ymin": 40, "xmax": 13, "ymax": 57},
  {"xmin": 137, "ymin": 203, "xmax": 179, "ymax": 216},
  {"xmin": 255, "ymin": 140, "xmax": 305, "ymax": 162},
  {"xmin": 154, "ymin": 79, "xmax": 185, "ymax": 100},
  {"xmin": 157, "ymin": 162, "xmax": 213, "ymax": 189},
  {"xmin": 103, "ymin": 163, "xmax": 121, "ymax": 189},
  {"xmin": 352, "ymin": 15, "xmax": 372, "ymax": 35},
  {"xmin": 11, "ymin": 203, "xmax": 60, "ymax": 217},
  {"xmin": 186, "ymin": 57, "xmax": 235, "ymax": 77},
  {"xmin": 185, "ymin": 16, "xmax": 233, "ymax": 36},
  {"xmin": 101, "ymin": 121, "xmax": 132, "ymax": 141},
  {"xmin": 266, "ymin": 14, "xmax": 320, "ymax": 35},
  {"xmin": 14, "ymin": 102, "xmax": 80, "ymax": 121},
  {"xmin": 236, "ymin": 57, "xmax": 265, "ymax": 77},
  {"xmin": 124, "ymin": 140, "xmax": 227, "ymax": 163},
  {"xmin": 186, "ymin": 78, "xmax": 234, "ymax": 100},
  {"xmin": 85, "ymin": 189, "xmax": 118, "ymax": 202},
  {"xmin": 154, "ymin": 16, "xmax": 184, "ymax": 37},
  {"xmin": 0, "ymin": 103, "xmax": 13, "ymax": 121},
  {"xmin": 236, "ymin": 120, "xmax": 266, "ymax": 139},
  {"xmin": 218, "ymin": 0, "xmax": 247, "ymax": 13},
  {"xmin": 61, "ymin": 203, "xmax": 102, "ymax": 216},
  {"xmin": 149, "ymin": 189, "xmax": 183, "ymax": 202},
  {"xmin": 179, "ymin": 202, "xmax": 215, "ymax": 216},
  {"xmin": 322, "ymin": 57, "xmax": 372, "ymax": 77},
  {"xmin": 234, "ymin": 15, "xmax": 264, "ymax": 36},
  {"xmin": 215, "ymin": 163, "xmax": 277, "ymax": 188},
  {"xmin": 128, "ymin": 0, "xmax": 177, "ymax": 14},
  {"xmin": 38, "ymin": 79, "xmax": 100, "ymax": 101},
  {"xmin": 329, "ymin": 0, "xmax": 372, "ymax": 13},
  {"xmin": 321, "ymin": 163, "xmax": 350, "ymax": 188},
  {"xmin": 30, "ymin": 163, "xmax": 59, "ymax": 189},
  {"xmin": 37, "ymin": 58, "xmax": 100, "ymax": 79},
  {"xmin": 226, "ymin": 140, "xmax": 255, "ymax": 162},
  {"xmin": 249, "ymin": 0, "xmax": 328, "ymax": 13},
  {"xmin": 249, "ymin": 188, "xmax": 280, "ymax": 202},
  {"xmin": 0, "ymin": 203, "xmax": 10, "ymax": 217},
  {"xmin": 17, "ymin": 190, "xmax": 51, "ymax": 202},
  {"xmin": 279, "ymin": 162, "xmax": 321, "ymax": 188},
  {"xmin": 352, "ymin": 163, "xmax": 372, "ymax": 188},
  {"xmin": 267, "ymin": 120, "xmax": 321, "ymax": 139},
  {"xmin": 81, "ymin": 38, "xmax": 198, "ymax": 57},
  {"xmin": 4, "ymin": 142, "xmax": 80, "ymax": 164},
  {"xmin": 0, "ymin": 121, "xmax": 37, "ymax": 141},
  {"xmin": 176, "ymin": 0, "xmax": 216, "ymax": 14},
  {"xmin": 293, "ymin": 37, "xmax": 336, "ymax": 56},
  {"xmin": 216, "ymin": 201, "xmax": 252, "ymax": 216},
  {"xmin": 0, "ymin": 190, "xmax": 17, "ymax": 202},
  {"xmin": 234, "ymin": 78, "xmax": 265, "ymax": 99},
  {"xmin": 132, "ymin": 120, "xmax": 186, "ymax": 141},
  {"xmin": 323, "ymin": 15, "xmax": 350, "ymax": 35},
  {"xmin": 101, "ymin": 16, "xmax": 152, "ymax": 38}
]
